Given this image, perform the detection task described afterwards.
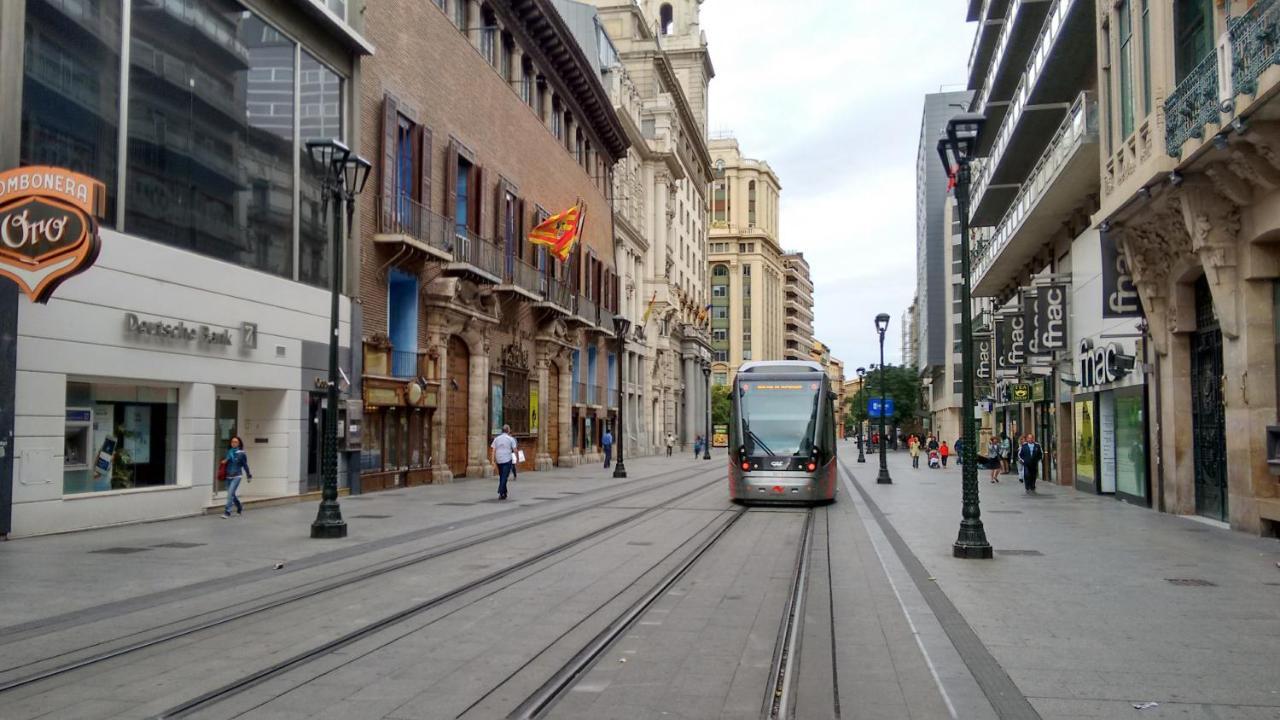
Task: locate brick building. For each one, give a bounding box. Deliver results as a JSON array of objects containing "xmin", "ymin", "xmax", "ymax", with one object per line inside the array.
[{"xmin": 356, "ymin": 0, "xmax": 629, "ymax": 489}]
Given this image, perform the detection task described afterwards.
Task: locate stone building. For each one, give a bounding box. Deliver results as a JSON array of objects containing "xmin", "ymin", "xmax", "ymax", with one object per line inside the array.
[
  {"xmin": 584, "ymin": 0, "xmax": 716, "ymax": 453},
  {"xmin": 782, "ymin": 252, "xmax": 816, "ymax": 361},
  {"xmin": 708, "ymin": 137, "xmax": 786, "ymax": 383},
  {"xmin": 356, "ymin": 0, "xmax": 629, "ymax": 490},
  {"xmin": 1094, "ymin": 0, "xmax": 1280, "ymax": 535}
]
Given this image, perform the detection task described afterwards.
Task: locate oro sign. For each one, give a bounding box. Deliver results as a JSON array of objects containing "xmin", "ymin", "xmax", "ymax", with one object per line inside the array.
[{"xmin": 0, "ymin": 166, "xmax": 107, "ymax": 303}]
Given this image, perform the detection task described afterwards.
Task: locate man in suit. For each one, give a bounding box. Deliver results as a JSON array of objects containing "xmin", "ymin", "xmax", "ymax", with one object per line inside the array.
[{"xmin": 1018, "ymin": 433, "xmax": 1044, "ymax": 495}]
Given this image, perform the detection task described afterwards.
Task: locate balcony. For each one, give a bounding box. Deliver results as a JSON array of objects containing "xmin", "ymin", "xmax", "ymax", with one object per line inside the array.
[
  {"xmin": 1231, "ymin": 0, "xmax": 1280, "ymax": 101},
  {"xmin": 970, "ymin": 0, "xmax": 1093, "ymax": 222},
  {"xmin": 574, "ymin": 382, "xmax": 587, "ymax": 405},
  {"xmin": 1165, "ymin": 51, "xmax": 1222, "ymax": 158},
  {"xmin": 374, "ymin": 195, "xmax": 455, "ymax": 261},
  {"xmin": 444, "ymin": 229, "xmax": 503, "ymax": 283},
  {"xmin": 973, "ymin": 0, "xmax": 1051, "ymax": 117},
  {"xmin": 967, "ymin": 0, "xmax": 1011, "ymax": 91},
  {"xmin": 598, "ymin": 305, "xmax": 617, "ymax": 336},
  {"xmin": 972, "ymin": 93, "xmax": 1099, "ymax": 295},
  {"xmin": 590, "ymin": 384, "xmax": 605, "ymax": 407},
  {"xmin": 497, "ymin": 255, "xmax": 542, "ymax": 300},
  {"xmin": 536, "ymin": 275, "xmax": 575, "ymax": 314},
  {"xmin": 574, "ymin": 295, "xmax": 599, "ymax": 328},
  {"xmin": 390, "ymin": 350, "xmax": 426, "ymax": 379},
  {"xmin": 608, "ymin": 388, "xmax": 619, "ymax": 408}
]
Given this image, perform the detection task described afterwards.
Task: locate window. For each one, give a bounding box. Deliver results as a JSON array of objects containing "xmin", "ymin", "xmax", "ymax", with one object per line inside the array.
[
  {"xmin": 388, "ymin": 269, "xmax": 419, "ymax": 374},
  {"xmin": 299, "ymin": 52, "xmax": 344, "ymax": 288},
  {"xmin": 1118, "ymin": 0, "xmax": 1135, "ymax": 139},
  {"xmin": 552, "ymin": 98, "xmax": 563, "ymax": 139},
  {"xmin": 714, "ymin": 350, "xmax": 728, "ymax": 362},
  {"xmin": 456, "ymin": 154, "xmax": 473, "ymax": 236},
  {"xmin": 64, "ymin": 382, "xmax": 178, "ymax": 494},
  {"xmin": 361, "ymin": 408, "xmax": 429, "ymax": 472},
  {"xmin": 454, "ymin": 0, "xmax": 468, "ymax": 31},
  {"xmin": 504, "ymin": 362, "xmax": 530, "ymax": 435},
  {"xmin": 748, "ymin": 181, "xmax": 757, "ymax": 227},
  {"xmin": 713, "ymin": 372, "xmax": 727, "ymax": 386},
  {"xmin": 1174, "ymin": 0, "xmax": 1214, "ymax": 84},
  {"xmin": 395, "ymin": 116, "xmax": 414, "ymax": 224},
  {"xmin": 480, "ymin": 6, "xmax": 497, "ymax": 67},
  {"xmin": 659, "ymin": 3, "xmax": 674, "ymax": 35},
  {"xmin": 1141, "ymin": 0, "xmax": 1151, "ymax": 116},
  {"xmin": 713, "ymin": 306, "xmax": 728, "ymax": 319},
  {"xmin": 21, "ymin": 0, "xmax": 122, "ymax": 224},
  {"xmin": 521, "ymin": 59, "xmax": 534, "ymax": 104},
  {"xmin": 1102, "ymin": 21, "xmax": 1113, "ymax": 153},
  {"xmin": 712, "ymin": 329, "xmax": 728, "ymax": 341}
]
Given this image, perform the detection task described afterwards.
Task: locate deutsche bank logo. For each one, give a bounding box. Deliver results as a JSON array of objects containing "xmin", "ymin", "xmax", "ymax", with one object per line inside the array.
[{"xmin": 868, "ymin": 398, "xmax": 895, "ymax": 417}]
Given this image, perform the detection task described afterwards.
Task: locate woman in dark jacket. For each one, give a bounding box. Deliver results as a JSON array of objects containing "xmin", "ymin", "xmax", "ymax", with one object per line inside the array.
[{"xmin": 222, "ymin": 436, "xmax": 252, "ymax": 518}]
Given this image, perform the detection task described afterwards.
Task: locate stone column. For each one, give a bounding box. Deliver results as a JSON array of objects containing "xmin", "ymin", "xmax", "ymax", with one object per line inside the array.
[
  {"xmin": 682, "ymin": 354, "xmax": 697, "ymax": 450},
  {"xmin": 427, "ymin": 330, "xmax": 453, "ymax": 483},
  {"xmin": 558, "ymin": 356, "xmax": 574, "ymax": 466},
  {"xmin": 534, "ymin": 351, "xmax": 553, "ymax": 471},
  {"xmin": 466, "ymin": 341, "xmax": 491, "ymax": 479}
]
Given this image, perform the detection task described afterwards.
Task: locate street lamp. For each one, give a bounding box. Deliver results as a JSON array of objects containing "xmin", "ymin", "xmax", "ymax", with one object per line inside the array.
[
  {"xmin": 874, "ymin": 314, "xmax": 892, "ymax": 484},
  {"xmin": 938, "ymin": 113, "xmax": 993, "ymax": 559},
  {"xmin": 306, "ymin": 138, "xmax": 371, "ymax": 540},
  {"xmin": 701, "ymin": 359, "xmax": 712, "ymax": 460},
  {"xmin": 855, "ymin": 366, "xmax": 866, "ymax": 463},
  {"xmin": 612, "ymin": 314, "xmax": 631, "ymax": 479}
]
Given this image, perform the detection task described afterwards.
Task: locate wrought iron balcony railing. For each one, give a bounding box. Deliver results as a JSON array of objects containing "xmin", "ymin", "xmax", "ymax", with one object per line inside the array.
[
  {"xmin": 503, "ymin": 255, "xmax": 542, "ymax": 294},
  {"xmin": 972, "ymin": 92, "xmax": 1097, "ymax": 282},
  {"xmin": 546, "ymin": 275, "xmax": 574, "ymax": 311},
  {"xmin": 1230, "ymin": 0, "xmax": 1280, "ymax": 98},
  {"xmin": 574, "ymin": 381, "xmax": 587, "ymax": 405},
  {"xmin": 376, "ymin": 194, "xmax": 454, "ymax": 255},
  {"xmin": 1164, "ymin": 50, "xmax": 1221, "ymax": 157},
  {"xmin": 452, "ymin": 228, "xmax": 503, "ymax": 279},
  {"xmin": 578, "ymin": 295, "xmax": 599, "ymax": 325}
]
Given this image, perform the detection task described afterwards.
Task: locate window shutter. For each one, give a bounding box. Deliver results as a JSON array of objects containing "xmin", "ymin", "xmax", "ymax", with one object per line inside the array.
[
  {"xmin": 516, "ymin": 197, "xmax": 526, "ymax": 262},
  {"xmin": 381, "ymin": 94, "xmax": 399, "ymax": 230},
  {"xmin": 475, "ymin": 165, "xmax": 487, "ymax": 237},
  {"xmin": 418, "ymin": 125, "xmax": 432, "ymax": 211},
  {"xmin": 496, "ymin": 177, "xmax": 509, "ymax": 249},
  {"xmin": 445, "ymin": 138, "xmax": 459, "ymax": 227}
]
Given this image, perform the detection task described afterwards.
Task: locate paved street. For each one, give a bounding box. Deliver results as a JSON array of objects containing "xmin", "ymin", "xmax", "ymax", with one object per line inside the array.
[{"xmin": 0, "ymin": 448, "xmax": 1277, "ymax": 719}]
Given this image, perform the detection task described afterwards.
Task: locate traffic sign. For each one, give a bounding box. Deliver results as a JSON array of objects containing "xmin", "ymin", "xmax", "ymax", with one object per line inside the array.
[{"xmin": 867, "ymin": 398, "xmax": 895, "ymax": 417}]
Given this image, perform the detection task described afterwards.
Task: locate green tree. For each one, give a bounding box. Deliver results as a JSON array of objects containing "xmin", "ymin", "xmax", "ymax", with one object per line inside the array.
[
  {"xmin": 712, "ymin": 385, "xmax": 732, "ymax": 426},
  {"xmin": 846, "ymin": 365, "xmax": 922, "ymax": 431}
]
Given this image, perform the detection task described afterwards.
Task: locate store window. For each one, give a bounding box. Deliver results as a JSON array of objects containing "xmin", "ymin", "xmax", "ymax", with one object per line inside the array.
[
  {"xmin": 1074, "ymin": 396, "xmax": 1096, "ymax": 489},
  {"xmin": 359, "ymin": 408, "xmax": 429, "ymax": 473},
  {"xmin": 64, "ymin": 382, "xmax": 178, "ymax": 494},
  {"xmin": 1114, "ymin": 387, "xmax": 1146, "ymax": 500}
]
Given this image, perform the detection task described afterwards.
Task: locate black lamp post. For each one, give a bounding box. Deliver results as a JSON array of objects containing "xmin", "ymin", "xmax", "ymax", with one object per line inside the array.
[
  {"xmin": 874, "ymin": 314, "xmax": 892, "ymax": 484},
  {"xmin": 938, "ymin": 113, "xmax": 993, "ymax": 559},
  {"xmin": 855, "ymin": 366, "xmax": 866, "ymax": 463},
  {"xmin": 612, "ymin": 315, "xmax": 630, "ymax": 478},
  {"xmin": 306, "ymin": 138, "xmax": 371, "ymax": 540},
  {"xmin": 701, "ymin": 359, "xmax": 711, "ymax": 460}
]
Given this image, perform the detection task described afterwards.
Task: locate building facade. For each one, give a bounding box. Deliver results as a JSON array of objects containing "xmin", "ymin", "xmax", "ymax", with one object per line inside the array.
[
  {"xmin": 708, "ymin": 137, "xmax": 785, "ymax": 382},
  {"xmin": 782, "ymin": 252, "xmax": 816, "ymax": 361},
  {"xmin": 585, "ymin": 0, "xmax": 715, "ymax": 454},
  {"xmin": 2, "ymin": 0, "xmax": 372, "ymax": 536},
  {"xmin": 356, "ymin": 0, "xmax": 629, "ymax": 490}
]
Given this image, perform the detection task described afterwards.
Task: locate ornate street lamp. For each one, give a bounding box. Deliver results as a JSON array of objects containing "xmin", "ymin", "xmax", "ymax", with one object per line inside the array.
[
  {"xmin": 855, "ymin": 366, "xmax": 866, "ymax": 463},
  {"xmin": 874, "ymin": 314, "xmax": 892, "ymax": 484},
  {"xmin": 612, "ymin": 314, "xmax": 631, "ymax": 478},
  {"xmin": 306, "ymin": 138, "xmax": 372, "ymax": 540},
  {"xmin": 938, "ymin": 113, "xmax": 993, "ymax": 559},
  {"xmin": 701, "ymin": 359, "xmax": 712, "ymax": 460}
]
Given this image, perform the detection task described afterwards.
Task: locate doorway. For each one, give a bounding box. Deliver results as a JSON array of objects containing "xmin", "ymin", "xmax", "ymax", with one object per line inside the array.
[
  {"xmin": 446, "ymin": 336, "xmax": 470, "ymax": 477},
  {"xmin": 305, "ymin": 392, "xmax": 325, "ymax": 493},
  {"xmin": 548, "ymin": 361, "xmax": 560, "ymax": 464},
  {"xmin": 214, "ymin": 396, "xmax": 240, "ymax": 495},
  {"xmin": 1191, "ymin": 275, "xmax": 1227, "ymax": 521}
]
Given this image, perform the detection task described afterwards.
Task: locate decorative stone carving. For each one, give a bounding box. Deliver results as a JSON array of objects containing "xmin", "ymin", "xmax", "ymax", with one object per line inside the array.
[
  {"xmin": 1228, "ymin": 144, "xmax": 1280, "ymax": 191},
  {"xmin": 1114, "ymin": 198, "xmax": 1195, "ymax": 356},
  {"xmin": 501, "ymin": 343, "xmax": 529, "ymax": 371},
  {"xmin": 1205, "ymin": 163, "xmax": 1253, "ymax": 207},
  {"xmin": 1179, "ymin": 180, "xmax": 1242, "ymax": 338}
]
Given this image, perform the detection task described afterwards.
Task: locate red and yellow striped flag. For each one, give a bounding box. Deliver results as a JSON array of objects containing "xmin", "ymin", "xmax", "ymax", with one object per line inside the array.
[{"xmin": 528, "ymin": 203, "xmax": 585, "ymax": 262}]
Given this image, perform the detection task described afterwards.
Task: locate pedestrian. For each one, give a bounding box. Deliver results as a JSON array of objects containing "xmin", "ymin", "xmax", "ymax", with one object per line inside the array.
[
  {"xmin": 490, "ymin": 424, "xmax": 518, "ymax": 500},
  {"xmin": 220, "ymin": 436, "xmax": 252, "ymax": 518},
  {"xmin": 602, "ymin": 427, "xmax": 614, "ymax": 468},
  {"xmin": 666, "ymin": 432, "xmax": 674, "ymax": 457},
  {"xmin": 927, "ymin": 435, "xmax": 939, "ymax": 453},
  {"xmin": 954, "ymin": 437, "xmax": 964, "ymax": 466},
  {"xmin": 999, "ymin": 433, "xmax": 1012, "ymax": 475},
  {"xmin": 1019, "ymin": 433, "xmax": 1044, "ymax": 494},
  {"xmin": 939, "ymin": 440, "xmax": 950, "ymax": 468},
  {"xmin": 987, "ymin": 435, "xmax": 1002, "ymax": 483},
  {"xmin": 908, "ymin": 435, "xmax": 920, "ymax": 468},
  {"xmin": 693, "ymin": 434, "xmax": 702, "ymax": 457}
]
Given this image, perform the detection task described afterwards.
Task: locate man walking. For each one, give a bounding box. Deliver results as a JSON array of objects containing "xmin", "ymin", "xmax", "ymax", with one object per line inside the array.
[
  {"xmin": 602, "ymin": 427, "xmax": 614, "ymax": 469},
  {"xmin": 1018, "ymin": 433, "xmax": 1044, "ymax": 494},
  {"xmin": 666, "ymin": 432, "xmax": 674, "ymax": 457},
  {"xmin": 490, "ymin": 424, "xmax": 518, "ymax": 500}
]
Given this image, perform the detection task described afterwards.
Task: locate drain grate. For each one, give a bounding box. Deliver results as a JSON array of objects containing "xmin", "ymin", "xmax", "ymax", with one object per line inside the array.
[
  {"xmin": 1166, "ymin": 578, "xmax": 1217, "ymax": 587},
  {"xmin": 151, "ymin": 542, "xmax": 205, "ymax": 549},
  {"xmin": 997, "ymin": 549, "xmax": 1043, "ymax": 556},
  {"xmin": 351, "ymin": 514, "xmax": 391, "ymax": 519},
  {"xmin": 988, "ymin": 510, "xmax": 1023, "ymax": 514},
  {"xmin": 90, "ymin": 547, "xmax": 150, "ymax": 555}
]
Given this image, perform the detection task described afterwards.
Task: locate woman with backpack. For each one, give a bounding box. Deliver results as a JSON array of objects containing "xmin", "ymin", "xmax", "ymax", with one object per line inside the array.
[{"xmin": 220, "ymin": 436, "xmax": 252, "ymax": 518}]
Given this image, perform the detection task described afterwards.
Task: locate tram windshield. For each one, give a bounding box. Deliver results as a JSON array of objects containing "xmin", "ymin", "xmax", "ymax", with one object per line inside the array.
[{"xmin": 738, "ymin": 381, "xmax": 821, "ymax": 456}]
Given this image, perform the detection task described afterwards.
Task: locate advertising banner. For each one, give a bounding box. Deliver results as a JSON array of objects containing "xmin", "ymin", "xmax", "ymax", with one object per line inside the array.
[
  {"xmin": 1101, "ymin": 228, "xmax": 1142, "ymax": 318},
  {"xmin": 1022, "ymin": 291, "xmax": 1044, "ymax": 357},
  {"xmin": 1038, "ymin": 283, "xmax": 1068, "ymax": 350}
]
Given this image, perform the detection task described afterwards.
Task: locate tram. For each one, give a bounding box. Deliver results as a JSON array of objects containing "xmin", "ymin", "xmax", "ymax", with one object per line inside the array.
[{"xmin": 728, "ymin": 361, "xmax": 838, "ymax": 503}]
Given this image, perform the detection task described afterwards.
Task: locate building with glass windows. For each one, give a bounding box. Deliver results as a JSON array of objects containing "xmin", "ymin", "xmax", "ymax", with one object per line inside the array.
[
  {"xmin": 354, "ymin": 0, "xmax": 630, "ymax": 486},
  {"xmin": 708, "ymin": 136, "xmax": 784, "ymax": 383},
  {"xmin": 0, "ymin": 0, "xmax": 372, "ymax": 537},
  {"xmin": 782, "ymin": 252, "xmax": 815, "ymax": 361}
]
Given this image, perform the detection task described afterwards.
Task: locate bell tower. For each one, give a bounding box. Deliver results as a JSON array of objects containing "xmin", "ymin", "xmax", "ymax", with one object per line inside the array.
[{"xmin": 643, "ymin": 0, "xmax": 714, "ymax": 134}]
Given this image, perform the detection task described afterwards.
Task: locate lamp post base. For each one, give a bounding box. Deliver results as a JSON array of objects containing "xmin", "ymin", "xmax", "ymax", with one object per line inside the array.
[
  {"xmin": 876, "ymin": 467, "xmax": 892, "ymax": 484},
  {"xmin": 701, "ymin": 450, "xmax": 710, "ymax": 460},
  {"xmin": 612, "ymin": 461, "xmax": 628, "ymax": 479},
  {"xmin": 856, "ymin": 448, "xmax": 865, "ymax": 463},
  {"xmin": 310, "ymin": 501, "xmax": 347, "ymax": 539},
  {"xmin": 952, "ymin": 521, "xmax": 992, "ymax": 559}
]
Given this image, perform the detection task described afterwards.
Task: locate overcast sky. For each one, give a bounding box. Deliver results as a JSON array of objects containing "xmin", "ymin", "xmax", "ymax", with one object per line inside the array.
[{"xmin": 701, "ymin": 0, "xmax": 972, "ymax": 373}]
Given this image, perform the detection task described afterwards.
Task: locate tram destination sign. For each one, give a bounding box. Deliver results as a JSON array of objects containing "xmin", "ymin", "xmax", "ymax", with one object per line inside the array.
[{"xmin": 0, "ymin": 166, "xmax": 107, "ymax": 303}]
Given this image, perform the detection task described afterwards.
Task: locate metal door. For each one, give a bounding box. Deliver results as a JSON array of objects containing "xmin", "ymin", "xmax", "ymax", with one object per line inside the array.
[
  {"xmin": 305, "ymin": 393, "xmax": 323, "ymax": 493},
  {"xmin": 548, "ymin": 361, "xmax": 560, "ymax": 464},
  {"xmin": 1191, "ymin": 276, "xmax": 1227, "ymax": 521},
  {"xmin": 446, "ymin": 336, "xmax": 470, "ymax": 477}
]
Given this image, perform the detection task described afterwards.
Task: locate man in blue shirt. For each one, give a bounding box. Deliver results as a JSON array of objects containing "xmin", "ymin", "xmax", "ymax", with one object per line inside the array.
[
  {"xmin": 490, "ymin": 424, "xmax": 518, "ymax": 500},
  {"xmin": 602, "ymin": 427, "xmax": 614, "ymax": 468}
]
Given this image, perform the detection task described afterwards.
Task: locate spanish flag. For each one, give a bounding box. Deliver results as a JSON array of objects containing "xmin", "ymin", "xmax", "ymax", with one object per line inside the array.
[{"xmin": 528, "ymin": 202, "xmax": 585, "ymax": 262}]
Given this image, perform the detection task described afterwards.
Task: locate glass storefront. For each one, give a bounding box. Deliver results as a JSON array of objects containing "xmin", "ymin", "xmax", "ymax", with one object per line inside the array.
[
  {"xmin": 1113, "ymin": 387, "xmax": 1147, "ymax": 501},
  {"xmin": 1074, "ymin": 396, "xmax": 1095, "ymax": 489},
  {"xmin": 64, "ymin": 382, "xmax": 178, "ymax": 494}
]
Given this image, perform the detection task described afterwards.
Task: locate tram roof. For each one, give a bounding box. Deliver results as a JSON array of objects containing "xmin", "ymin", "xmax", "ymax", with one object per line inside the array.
[{"xmin": 737, "ymin": 360, "xmax": 825, "ymax": 376}]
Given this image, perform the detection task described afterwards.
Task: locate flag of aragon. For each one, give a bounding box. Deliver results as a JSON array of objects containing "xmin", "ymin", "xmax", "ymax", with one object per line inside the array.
[{"xmin": 528, "ymin": 203, "xmax": 585, "ymax": 262}]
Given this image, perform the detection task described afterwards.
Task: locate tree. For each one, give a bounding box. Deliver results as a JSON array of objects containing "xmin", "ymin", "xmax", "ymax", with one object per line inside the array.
[
  {"xmin": 712, "ymin": 385, "xmax": 732, "ymax": 426},
  {"xmin": 846, "ymin": 365, "xmax": 922, "ymax": 431}
]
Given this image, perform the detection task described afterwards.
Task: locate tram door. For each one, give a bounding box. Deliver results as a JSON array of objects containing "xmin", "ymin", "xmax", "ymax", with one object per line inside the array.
[{"xmin": 1191, "ymin": 275, "xmax": 1227, "ymax": 521}]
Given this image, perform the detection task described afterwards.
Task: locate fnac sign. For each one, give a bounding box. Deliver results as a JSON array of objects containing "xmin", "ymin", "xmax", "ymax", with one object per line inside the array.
[{"xmin": 0, "ymin": 166, "xmax": 106, "ymax": 303}]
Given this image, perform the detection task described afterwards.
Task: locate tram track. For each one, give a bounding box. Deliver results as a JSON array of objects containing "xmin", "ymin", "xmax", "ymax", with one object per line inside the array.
[
  {"xmin": 766, "ymin": 507, "xmax": 815, "ymax": 720},
  {"xmin": 0, "ymin": 465, "xmax": 719, "ymax": 701}
]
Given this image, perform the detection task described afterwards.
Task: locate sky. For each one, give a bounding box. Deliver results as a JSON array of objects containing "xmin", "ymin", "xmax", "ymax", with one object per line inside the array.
[{"xmin": 700, "ymin": 0, "xmax": 972, "ymax": 372}]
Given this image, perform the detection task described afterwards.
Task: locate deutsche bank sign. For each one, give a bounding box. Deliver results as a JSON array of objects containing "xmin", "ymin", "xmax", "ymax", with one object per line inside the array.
[{"xmin": 868, "ymin": 398, "xmax": 895, "ymax": 417}]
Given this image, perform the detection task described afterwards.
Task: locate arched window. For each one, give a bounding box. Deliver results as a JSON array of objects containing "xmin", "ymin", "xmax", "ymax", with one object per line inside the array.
[
  {"xmin": 659, "ymin": 3, "xmax": 674, "ymax": 35},
  {"xmin": 747, "ymin": 180, "xmax": 756, "ymax": 227}
]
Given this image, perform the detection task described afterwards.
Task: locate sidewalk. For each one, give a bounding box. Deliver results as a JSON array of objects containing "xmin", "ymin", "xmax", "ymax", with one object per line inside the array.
[
  {"xmin": 0, "ymin": 454, "xmax": 698, "ymax": 633},
  {"xmin": 846, "ymin": 442, "xmax": 1280, "ymax": 720}
]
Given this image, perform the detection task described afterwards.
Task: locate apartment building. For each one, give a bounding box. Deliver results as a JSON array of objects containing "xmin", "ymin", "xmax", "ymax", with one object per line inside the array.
[
  {"xmin": 708, "ymin": 137, "xmax": 785, "ymax": 383},
  {"xmin": 782, "ymin": 252, "xmax": 816, "ymax": 361}
]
